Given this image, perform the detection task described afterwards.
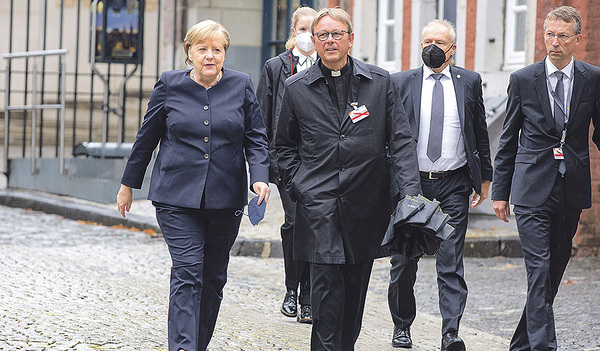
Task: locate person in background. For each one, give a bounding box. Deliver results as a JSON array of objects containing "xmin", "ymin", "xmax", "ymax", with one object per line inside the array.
[
  {"xmin": 275, "ymin": 8, "xmax": 421, "ymax": 350},
  {"xmin": 256, "ymin": 5, "xmax": 318, "ymax": 324},
  {"xmin": 387, "ymin": 19, "xmax": 492, "ymax": 351},
  {"xmin": 492, "ymin": 6, "xmax": 600, "ymax": 351},
  {"xmin": 116, "ymin": 20, "xmax": 270, "ymax": 351}
]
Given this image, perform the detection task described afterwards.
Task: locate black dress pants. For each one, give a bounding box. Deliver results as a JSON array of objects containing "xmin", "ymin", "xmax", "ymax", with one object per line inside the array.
[
  {"xmin": 511, "ymin": 176, "xmax": 581, "ymax": 351},
  {"xmin": 310, "ymin": 260, "xmax": 373, "ymax": 351},
  {"xmin": 154, "ymin": 202, "xmax": 241, "ymax": 351},
  {"xmin": 277, "ymin": 182, "xmax": 311, "ymax": 305},
  {"xmin": 388, "ymin": 170, "xmax": 471, "ymax": 334}
]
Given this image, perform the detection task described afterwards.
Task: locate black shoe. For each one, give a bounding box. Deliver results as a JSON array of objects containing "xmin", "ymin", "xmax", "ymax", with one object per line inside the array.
[
  {"xmin": 441, "ymin": 331, "xmax": 465, "ymax": 351},
  {"xmin": 297, "ymin": 304, "xmax": 312, "ymax": 324},
  {"xmin": 391, "ymin": 326, "xmax": 412, "ymax": 348},
  {"xmin": 280, "ymin": 289, "xmax": 297, "ymax": 317}
]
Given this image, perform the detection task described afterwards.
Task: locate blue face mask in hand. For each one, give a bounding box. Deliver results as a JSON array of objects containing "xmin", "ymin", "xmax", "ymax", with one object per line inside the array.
[{"xmin": 235, "ymin": 196, "xmax": 266, "ymax": 225}]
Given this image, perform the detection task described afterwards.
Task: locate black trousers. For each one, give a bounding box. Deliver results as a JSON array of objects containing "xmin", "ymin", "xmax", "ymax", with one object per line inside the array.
[
  {"xmin": 510, "ymin": 176, "xmax": 581, "ymax": 351},
  {"xmin": 277, "ymin": 182, "xmax": 311, "ymax": 305},
  {"xmin": 388, "ymin": 170, "xmax": 471, "ymax": 334},
  {"xmin": 310, "ymin": 260, "xmax": 374, "ymax": 351},
  {"xmin": 154, "ymin": 202, "xmax": 241, "ymax": 351}
]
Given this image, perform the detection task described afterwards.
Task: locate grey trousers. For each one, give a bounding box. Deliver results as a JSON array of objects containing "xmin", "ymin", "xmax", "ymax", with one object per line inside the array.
[{"xmin": 511, "ymin": 176, "xmax": 581, "ymax": 351}]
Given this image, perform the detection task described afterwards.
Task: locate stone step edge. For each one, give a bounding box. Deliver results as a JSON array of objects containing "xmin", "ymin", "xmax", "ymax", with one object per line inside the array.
[{"xmin": 0, "ymin": 189, "xmax": 522, "ymax": 258}]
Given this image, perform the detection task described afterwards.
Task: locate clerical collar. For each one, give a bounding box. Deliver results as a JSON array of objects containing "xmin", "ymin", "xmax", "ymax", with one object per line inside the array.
[{"xmin": 319, "ymin": 56, "xmax": 352, "ymax": 78}]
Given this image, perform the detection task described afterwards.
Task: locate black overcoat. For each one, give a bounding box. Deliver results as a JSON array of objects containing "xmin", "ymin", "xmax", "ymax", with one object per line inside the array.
[
  {"xmin": 256, "ymin": 49, "xmax": 298, "ymax": 183},
  {"xmin": 275, "ymin": 57, "xmax": 421, "ymax": 264}
]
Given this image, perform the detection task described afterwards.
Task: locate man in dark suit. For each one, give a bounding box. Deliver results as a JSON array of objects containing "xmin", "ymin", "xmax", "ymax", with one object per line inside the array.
[
  {"xmin": 492, "ymin": 6, "xmax": 600, "ymax": 351},
  {"xmin": 387, "ymin": 19, "xmax": 492, "ymax": 350}
]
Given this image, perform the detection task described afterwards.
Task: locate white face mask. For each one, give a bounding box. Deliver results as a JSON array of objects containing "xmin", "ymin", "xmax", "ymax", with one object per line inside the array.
[{"xmin": 295, "ymin": 32, "xmax": 314, "ymax": 53}]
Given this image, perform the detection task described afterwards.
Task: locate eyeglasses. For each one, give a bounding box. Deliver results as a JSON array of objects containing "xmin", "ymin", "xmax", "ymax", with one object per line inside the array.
[
  {"xmin": 314, "ymin": 30, "xmax": 351, "ymax": 41},
  {"xmin": 545, "ymin": 32, "xmax": 577, "ymax": 42}
]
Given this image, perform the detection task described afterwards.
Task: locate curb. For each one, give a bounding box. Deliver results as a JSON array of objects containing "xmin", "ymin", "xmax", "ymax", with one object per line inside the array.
[
  {"xmin": 464, "ymin": 236, "xmax": 522, "ymax": 258},
  {"xmin": 0, "ymin": 189, "xmax": 522, "ymax": 258},
  {"xmin": 0, "ymin": 189, "xmax": 160, "ymax": 234}
]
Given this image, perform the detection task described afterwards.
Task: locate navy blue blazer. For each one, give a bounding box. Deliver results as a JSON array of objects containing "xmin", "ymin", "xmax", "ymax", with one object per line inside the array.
[
  {"xmin": 492, "ymin": 59, "xmax": 600, "ymax": 209},
  {"xmin": 121, "ymin": 68, "xmax": 269, "ymax": 209},
  {"xmin": 391, "ymin": 65, "xmax": 493, "ymax": 194}
]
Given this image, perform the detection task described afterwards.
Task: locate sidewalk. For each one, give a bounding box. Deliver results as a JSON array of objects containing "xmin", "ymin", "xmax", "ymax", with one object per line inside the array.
[
  {"xmin": 215, "ymin": 257, "xmax": 511, "ymax": 351},
  {"xmin": 1, "ymin": 188, "xmax": 599, "ymax": 349},
  {"xmin": 0, "ymin": 202, "xmax": 518, "ymax": 350},
  {"xmin": 0, "ymin": 185, "xmax": 521, "ymax": 258}
]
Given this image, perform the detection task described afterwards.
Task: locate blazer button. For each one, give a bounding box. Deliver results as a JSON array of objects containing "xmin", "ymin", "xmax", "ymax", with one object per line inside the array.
[
  {"xmin": 340, "ymin": 134, "xmax": 346, "ymax": 140},
  {"xmin": 203, "ymin": 105, "xmax": 209, "ymax": 111},
  {"xmin": 204, "ymin": 137, "xmax": 209, "ymax": 143},
  {"xmin": 341, "ymin": 166, "xmax": 347, "ymax": 172},
  {"xmin": 338, "ymin": 194, "xmax": 344, "ymax": 200},
  {"xmin": 204, "ymin": 153, "xmax": 209, "ymax": 159},
  {"xmin": 204, "ymin": 120, "xmax": 209, "ymax": 126}
]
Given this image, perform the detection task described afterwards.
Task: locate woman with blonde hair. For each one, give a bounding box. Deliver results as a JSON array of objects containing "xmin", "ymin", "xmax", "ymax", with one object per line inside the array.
[
  {"xmin": 256, "ymin": 5, "xmax": 317, "ymax": 324},
  {"xmin": 117, "ymin": 20, "xmax": 270, "ymax": 351}
]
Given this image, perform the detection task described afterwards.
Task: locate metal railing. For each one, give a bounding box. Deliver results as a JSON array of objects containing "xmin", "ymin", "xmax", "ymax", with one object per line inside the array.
[
  {"xmin": 2, "ymin": 0, "xmax": 174, "ymax": 153},
  {"xmin": 1, "ymin": 0, "xmax": 305, "ymax": 175},
  {"xmin": 3, "ymin": 49, "xmax": 68, "ymax": 175}
]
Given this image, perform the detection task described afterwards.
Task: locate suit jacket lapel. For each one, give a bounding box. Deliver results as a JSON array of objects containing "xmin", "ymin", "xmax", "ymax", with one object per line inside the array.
[
  {"xmin": 568, "ymin": 59, "xmax": 587, "ymax": 125},
  {"xmin": 412, "ymin": 69, "xmax": 423, "ymax": 137},
  {"xmin": 533, "ymin": 60, "xmax": 555, "ymax": 132},
  {"xmin": 451, "ymin": 67, "xmax": 465, "ymax": 131}
]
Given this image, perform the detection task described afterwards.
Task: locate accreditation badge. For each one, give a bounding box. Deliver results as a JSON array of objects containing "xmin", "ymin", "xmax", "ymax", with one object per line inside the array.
[
  {"xmin": 553, "ymin": 147, "xmax": 564, "ymax": 160},
  {"xmin": 349, "ymin": 105, "xmax": 370, "ymax": 123}
]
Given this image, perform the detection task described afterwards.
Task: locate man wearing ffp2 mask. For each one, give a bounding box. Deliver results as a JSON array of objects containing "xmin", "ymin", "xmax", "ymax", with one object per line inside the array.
[{"xmin": 387, "ymin": 19, "xmax": 492, "ymax": 351}]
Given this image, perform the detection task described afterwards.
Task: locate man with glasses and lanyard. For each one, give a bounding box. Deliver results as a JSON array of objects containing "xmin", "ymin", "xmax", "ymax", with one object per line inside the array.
[
  {"xmin": 275, "ymin": 7, "xmax": 421, "ymax": 351},
  {"xmin": 493, "ymin": 6, "xmax": 600, "ymax": 351}
]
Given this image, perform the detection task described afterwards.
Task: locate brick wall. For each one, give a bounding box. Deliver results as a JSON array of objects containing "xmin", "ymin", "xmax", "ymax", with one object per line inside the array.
[{"xmin": 536, "ymin": 1, "xmax": 600, "ymax": 256}]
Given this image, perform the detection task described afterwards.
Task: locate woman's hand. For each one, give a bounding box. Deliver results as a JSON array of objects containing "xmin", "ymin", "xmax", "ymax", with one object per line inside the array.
[
  {"xmin": 252, "ymin": 181, "xmax": 271, "ymax": 205},
  {"xmin": 117, "ymin": 184, "xmax": 133, "ymax": 218}
]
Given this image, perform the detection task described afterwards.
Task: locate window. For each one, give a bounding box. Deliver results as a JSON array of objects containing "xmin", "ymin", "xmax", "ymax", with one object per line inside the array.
[
  {"xmin": 377, "ymin": 0, "xmax": 396, "ymax": 70},
  {"xmin": 261, "ymin": 0, "xmax": 314, "ymax": 66},
  {"xmin": 439, "ymin": 0, "xmax": 457, "ymax": 27},
  {"xmin": 504, "ymin": 0, "xmax": 527, "ymax": 69}
]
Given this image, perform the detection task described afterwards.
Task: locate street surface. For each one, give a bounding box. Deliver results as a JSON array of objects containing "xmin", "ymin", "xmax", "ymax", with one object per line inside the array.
[{"xmin": 0, "ymin": 205, "xmax": 598, "ymax": 350}]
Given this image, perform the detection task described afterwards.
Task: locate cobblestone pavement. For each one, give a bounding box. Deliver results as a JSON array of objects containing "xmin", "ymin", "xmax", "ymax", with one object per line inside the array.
[{"xmin": 1, "ymin": 205, "xmax": 599, "ymax": 350}]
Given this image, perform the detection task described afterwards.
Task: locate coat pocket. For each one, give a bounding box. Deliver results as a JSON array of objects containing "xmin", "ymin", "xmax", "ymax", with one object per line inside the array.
[
  {"xmin": 290, "ymin": 166, "xmax": 308, "ymax": 202},
  {"xmin": 576, "ymin": 155, "xmax": 590, "ymax": 167},
  {"xmin": 515, "ymin": 153, "xmax": 538, "ymax": 164}
]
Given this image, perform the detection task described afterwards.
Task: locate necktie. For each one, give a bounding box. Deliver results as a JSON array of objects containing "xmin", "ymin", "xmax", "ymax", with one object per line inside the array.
[
  {"xmin": 554, "ymin": 70, "xmax": 567, "ymax": 175},
  {"xmin": 554, "ymin": 70, "xmax": 565, "ymax": 133},
  {"xmin": 427, "ymin": 73, "xmax": 445, "ymax": 162}
]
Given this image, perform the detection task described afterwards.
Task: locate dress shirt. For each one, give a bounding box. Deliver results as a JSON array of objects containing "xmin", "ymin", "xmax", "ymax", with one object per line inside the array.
[
  {"xmin": 293, "ymin": 47, "xmax": 317, "ymax": 72},
  {"xmin": 545, "ymin": 56, "xmax": 574, "ymax": 120},
  {"xmin": 418, "ymin": 65, "xmax": 466, "ymax": 172}
]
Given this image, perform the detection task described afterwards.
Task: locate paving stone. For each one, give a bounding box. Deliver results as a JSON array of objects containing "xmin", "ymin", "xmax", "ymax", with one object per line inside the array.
[{"xmin": 0, "ymin": 202, "xmax": 598, "ymax": 350}]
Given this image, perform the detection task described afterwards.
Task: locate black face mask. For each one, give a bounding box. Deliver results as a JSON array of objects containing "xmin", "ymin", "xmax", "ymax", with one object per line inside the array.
[{"xmin": 421, "ymin": 44, "xmax": 452, "ymax": 69}]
